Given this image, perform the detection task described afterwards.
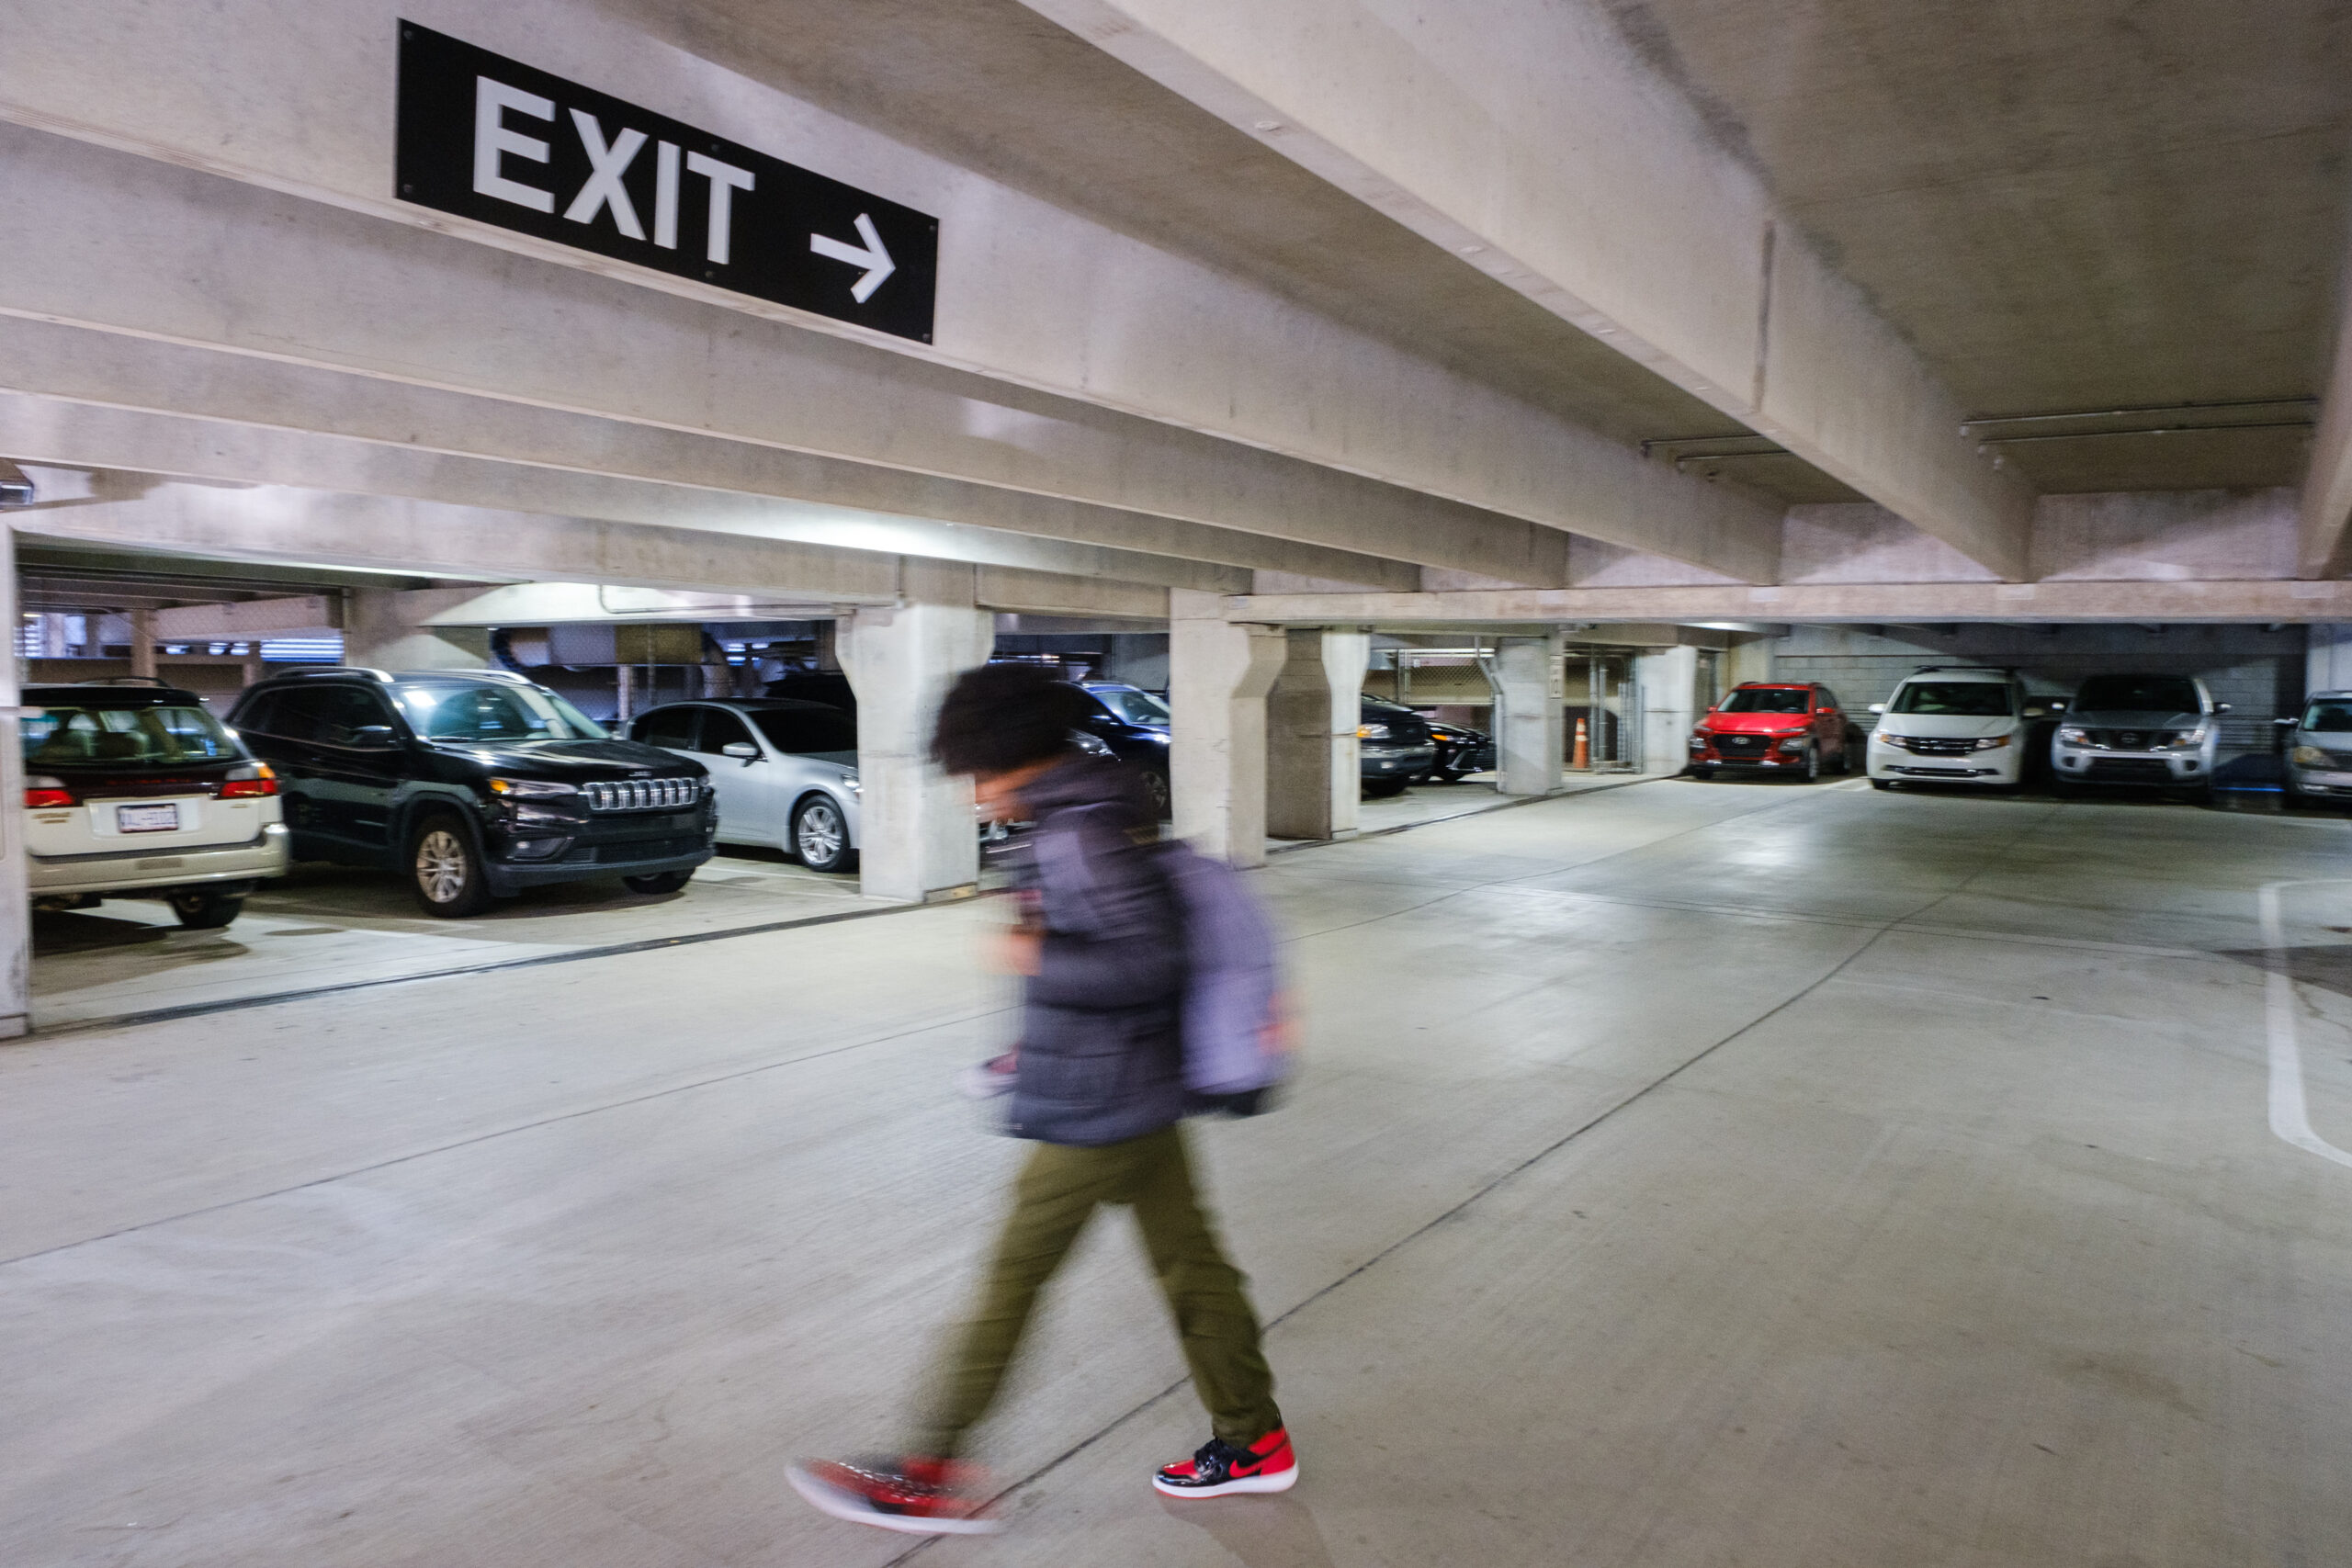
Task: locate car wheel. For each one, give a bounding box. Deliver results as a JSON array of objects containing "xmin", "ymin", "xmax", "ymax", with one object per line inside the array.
[
  {"xmin": 1138, "ymin": 766, "xmax": 1172, "ymax": 820},
  {"xmin": 1690, "ymin": 766, "xmax": 1714, "ymax": 781},
  {"xmin": 1431, "ymin": 767, "xmax": 1469, "ymax": 784},
  {"xmin": 408, "ymin": 813, "xmax": 493, "ymax": 918},
  {"xmin": 1802, "ymin": 744, "xmax": 1821, "ymax": 783},
  {"xmin": 1363, "ymin": 777, "xmax": 1408, "ymax": 798},
  {"xmin": 1870, "ymin": 778, "xmax": 1896, "ymax": 791},
  {"xmin": 623, "ymin": 870, "xmax": 695, "ymax": 895},
  {"xmin": 793, "ymin": 795, "xmax": 856, "ymax": 874},
  {"xmin": 167, "ymin": 890, "xmax": 243, "ymax": 930}
]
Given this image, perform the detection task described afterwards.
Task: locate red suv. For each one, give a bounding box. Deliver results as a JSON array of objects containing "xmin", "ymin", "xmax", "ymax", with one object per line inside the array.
[{"xmin": 1689, "ymin": 682, "xmax": 1852, "ymax": 781}]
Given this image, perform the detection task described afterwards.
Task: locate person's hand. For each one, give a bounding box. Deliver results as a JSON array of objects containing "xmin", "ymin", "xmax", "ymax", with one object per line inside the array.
[{"xmin": 994, "ymin": 924, "xmax": 1043, "ymax": 976}]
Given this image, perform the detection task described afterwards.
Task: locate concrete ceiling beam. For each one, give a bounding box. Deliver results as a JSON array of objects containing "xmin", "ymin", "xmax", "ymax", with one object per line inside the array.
[
  {"xmin": 1227, "ymin": 580, "xmax": 2352, "ymax": 626},
  {"xmin": 0, "ymin": 1, "xmax": 1783, "ymax": 581},
  {"xmin": 1022, "ymin": 0, "xmax": 2035, "ymax": 579},
  {"xmin": 7, "ymin": 481, "xmax": 1163, "ymax": 620},
  {"xmin": 0, "ymin": 319, "xmax": 1405, "ymax": 592},
  {"xmin": 0, "ymin": 389, "xmax": 1255, "ymax": 597}
]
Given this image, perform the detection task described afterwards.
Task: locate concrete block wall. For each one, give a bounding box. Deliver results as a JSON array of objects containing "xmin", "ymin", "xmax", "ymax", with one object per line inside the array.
[{"xmin": 1769, "ymin": 624, "xmax": 2306, "ymax": 754}]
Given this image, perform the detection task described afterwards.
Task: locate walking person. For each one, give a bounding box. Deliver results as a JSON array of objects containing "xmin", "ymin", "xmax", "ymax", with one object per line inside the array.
[{"xmin": 789, "ymin": 664, "xmax": 1295, "ymax": 1536}]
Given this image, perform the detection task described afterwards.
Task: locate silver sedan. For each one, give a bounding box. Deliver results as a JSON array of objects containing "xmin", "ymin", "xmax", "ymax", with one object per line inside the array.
[{"xmin": 628, "ymin": 699, "xmax": 863, "ymax": 872}]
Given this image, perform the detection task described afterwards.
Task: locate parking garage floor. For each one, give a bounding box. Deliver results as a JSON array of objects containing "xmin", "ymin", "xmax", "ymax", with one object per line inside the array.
[{"xmin": 7, "ymin": 776, "xmax": 2352, "ymax": 1566}]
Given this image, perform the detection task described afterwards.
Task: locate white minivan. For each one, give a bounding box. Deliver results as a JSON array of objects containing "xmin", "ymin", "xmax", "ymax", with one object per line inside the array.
[{"xmin": 1866, "ymin": 667, "xmax": 2055, "ymax": 791}]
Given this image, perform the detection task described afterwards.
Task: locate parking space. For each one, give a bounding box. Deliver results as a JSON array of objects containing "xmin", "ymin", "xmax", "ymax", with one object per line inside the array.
[{"xmin": 28, "ymin": 847, "xmax": 876, "ymax": 1031}]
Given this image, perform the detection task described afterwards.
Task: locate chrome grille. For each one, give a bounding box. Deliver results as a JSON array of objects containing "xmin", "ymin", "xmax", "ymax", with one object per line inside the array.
[
  {"xmin": 1899, "ymin": 736, "xmax": 1981, "ymax": 756},
  {"xmin": 582, "ymin": 777, "xmax": 699, "ymax": 812}
]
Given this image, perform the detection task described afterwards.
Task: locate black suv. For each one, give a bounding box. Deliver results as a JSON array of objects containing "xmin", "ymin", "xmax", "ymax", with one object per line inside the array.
[{"xmin": 228, "ymin": 669, "xmax": 715, "ymax": 917}]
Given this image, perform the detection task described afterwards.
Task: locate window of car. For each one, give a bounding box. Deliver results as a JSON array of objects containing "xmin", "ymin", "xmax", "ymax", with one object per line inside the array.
[
  {"xmin": 270, "ymin": 684, "xmax": 403, "ymax": 747},
  {"xmin": 2301, "ymin": 699, "xmax": 2352, "ymax": 733},
  {"xmin": 393, "ymin": 682, "xmax": 605, "ymax": 742},
  {"xmin": 22, "ymin": 701, "xmax": 243, "ymax": 766},
  {"xmin": 634, "ymin": 705, "xmax": 699, "ymax": 750},
  {"xmin": 1090, "ymin": 686, "xmax": 1171, "ymax": 726},
  {"xmin": 695, "ymin": 708, "xmax": 757, "ymax": 754},
  {"xmin": 750, "ymin": 705, "xmax": 859, "ymax": 755},
  {"xmin": 2072, "ymin": 675, "xmax": 2202, "ymax": 714},
  {"xmin": 1818, "ymin": 687, "xmax": 1843, "ymax": 711},
  {"xmin": 1718, "ymin": 687, "xmax": 1813, "ymax": 715},
  {"xmin": 1889, "ymin": 681, "xmax": 2015, "ymax": 717}
]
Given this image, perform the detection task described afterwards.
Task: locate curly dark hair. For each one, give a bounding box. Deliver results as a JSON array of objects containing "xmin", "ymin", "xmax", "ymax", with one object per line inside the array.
[{"xmin": 930, "ymin": 662, "xmax": 1092, "ymax": 777}]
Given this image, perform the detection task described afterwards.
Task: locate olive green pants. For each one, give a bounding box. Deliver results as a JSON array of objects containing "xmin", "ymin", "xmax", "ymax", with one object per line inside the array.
[{"xmin": 913, "ymin": 1123, "xmax": 1283, "ymax": 1459}]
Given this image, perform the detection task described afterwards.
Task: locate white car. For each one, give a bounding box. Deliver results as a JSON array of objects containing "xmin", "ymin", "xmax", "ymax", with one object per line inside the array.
[
  {"xmin": 628, "ymin": 698, "xmax": 862, "ymax": 873},
  {"xmin": 24, "ymin": 682, "xmax": 288, "ymax": 928},
  {"xmin": 1866, "ymin": 667, "xmax": 2054, "ymax": 791}
]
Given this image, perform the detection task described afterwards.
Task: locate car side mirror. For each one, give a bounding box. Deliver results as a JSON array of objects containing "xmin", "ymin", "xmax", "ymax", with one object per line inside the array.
[
  {"xmin": 722, "ymin": 741, "xmax": 760, "ymax": 761},
  {"xmin": 2275, "ymin": 716, "xmax": 2300, "ymax": 728},
  {"xmin": 2023, "ymin": 707, "xmax": 2047, "ymax": 719},
  {"xmin": 2214, "ymin": 703, "xmax": 2233, "ymax": 715},
  {"xmin": 1868, "ymin": 703, "xmax": 1886, "ymax": 714},
  {"xmin": 351, "ymin": 725, "xmax": 398, "ymax": 749}
]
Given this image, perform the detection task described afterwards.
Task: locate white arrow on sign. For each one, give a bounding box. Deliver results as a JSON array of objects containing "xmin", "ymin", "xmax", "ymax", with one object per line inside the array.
[{"xmin": 809, "ymin": 213, "xmax": 897, "ymax": 304}]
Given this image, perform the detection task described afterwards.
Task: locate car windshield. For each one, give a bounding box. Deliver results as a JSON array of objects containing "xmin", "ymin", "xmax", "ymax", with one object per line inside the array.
[
  {"xmin": 750, "ymin": 705, "xmax": 859, "ymax": 755},
  {"xmin": 1091, "ymin": 687, "xmax": 1170, "ymax": 726},
  {"xmin": 1718, "ymin": 687, "xmax": 1811, "ymax": 714},
  {"xmin": 1891, "ymin": 681, "xmax": 2013, "ymax": 716},
  {"xmin": 394, "ymin": 682, "xmax": 605, "ymax": 742},
  {"xmin": 2074, "ymin": 675, "xmax": 2200, "ymax": 714},
  {"xmin": 2302, "ymin": 700, "xmax": 2352, "ymax": 733},
  {"xmin": 23, "ymin": 702, "xmax": 243, "ymax": 766}
]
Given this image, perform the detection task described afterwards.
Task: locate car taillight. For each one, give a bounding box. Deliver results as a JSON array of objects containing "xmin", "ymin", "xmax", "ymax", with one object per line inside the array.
[
  {"xmin": 24, "ymin": 776, "xmax": 74, "ymax": 808},
  {"xmin": 220, "ymin": 764, "xmax": 277, "ymax": 799}
]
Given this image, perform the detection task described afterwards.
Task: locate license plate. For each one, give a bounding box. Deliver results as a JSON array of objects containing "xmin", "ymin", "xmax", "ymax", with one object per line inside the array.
[{"xmin": 116, "ymin": 803, "xmax": 179, "ymax": 833}]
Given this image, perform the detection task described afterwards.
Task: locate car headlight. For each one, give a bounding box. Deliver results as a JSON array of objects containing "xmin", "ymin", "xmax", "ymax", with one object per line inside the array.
[
  {"xmin": 2057, "ymin": 727, "xmax": 2091, "ymax": 746},
  {"xmin": 1873, "ymin": 732, "xmax": 1905, "ymax": 749},
  {"xmin": 2160, "ymin": 728, "xmax": 2208, "ymax": 750},
  {"xmin": 488, "ymin": 777, "xmax": 579, "ymax": 797},
  {"xmin": 842, "ymin": 774, "xmax": 863, "ymax": 795},
  {"xmin": 1973, "ymin": 736, "xmax": 2012, "ymax": 750},
  {"xmin": 2293, "ymin": 745, "xmax": 2330, "ymax": 767},
  {"xmin": 1356, "ymin": 723, "xmax": 1391, "ymax": 740}
]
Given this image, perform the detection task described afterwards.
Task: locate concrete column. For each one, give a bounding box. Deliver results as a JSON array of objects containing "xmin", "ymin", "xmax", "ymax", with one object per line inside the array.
[
  {"xmin": 343, "ymin": 588, "xmax": 490, "ymax": 672},
  {"xmin": 2309, "ymin": 625, "xmax": 2352, "ymax": 694},
  {"xmin": 0, "ymin": 526, "xmax": 29, "ymax": 1036},
  {"xmin": 840, "ymin": 561, "xmax": 994, "ymax": 904},
  {"xmin": 1169, "ymin": 590, "xmax": 1286, "ymax": 866},
  {"xmin": 1494, "ymin": 634, "xmax": 1566, "ymax": 795},
  {"xmin": 129, "ymin": 609, "xmax": 157, "ymax": 681},
  {"xmin": 1266, "ymin": 628, "xmax": 1370, "ymax": 841},
  {"xmin": 1635, "ymin": 645, "xmax": 1703, "ymax": 774}
]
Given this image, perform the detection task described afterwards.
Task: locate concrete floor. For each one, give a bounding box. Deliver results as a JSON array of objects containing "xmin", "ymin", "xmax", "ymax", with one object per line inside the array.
[{"xmin": 6, "ymin": 776, "xmax": 2352, "ymax": 1566}]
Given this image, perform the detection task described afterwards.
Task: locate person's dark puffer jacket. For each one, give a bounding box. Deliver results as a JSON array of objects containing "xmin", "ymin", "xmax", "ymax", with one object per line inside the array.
[{"xmin": 1002, "ymin": 755, "xmax": 1187, "ymax": 1146}]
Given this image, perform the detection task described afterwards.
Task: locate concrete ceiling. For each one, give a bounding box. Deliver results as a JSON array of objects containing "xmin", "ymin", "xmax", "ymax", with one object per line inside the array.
[
  {"xmin": 598, "ymin": 0, "xmax": 2349, "ymax": 499},
  {"xmin": 1600, "ymin": 0, "xmax": 2352, "ymax": 490}
]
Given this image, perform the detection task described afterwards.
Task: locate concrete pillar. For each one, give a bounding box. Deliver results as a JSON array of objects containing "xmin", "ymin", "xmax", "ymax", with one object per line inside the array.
[
  {"xmin": 343, "ymin": 588, "xmax": 490, "ymax": 672},
  {"xmin": 1636, "ymin": 644, "xmax": 1702, "ymax": 774},
  {"xmin": 1494, "ymin": 633, "xmax": 1566, "ymax": 795},
  {"xmin": 1169, "ymin": 589, "xmax": 1286, "ymax": 866},
  {"xmin": 0, "ymin": 526, "xmax": 29, "ymax": 1036},
  {"xmin": 129, "ymin": 609, "xmax": 157, "ymax": 681},
  {"xmin": 840, "ymin": 561, "xmax": 994, "ymax": 903},
  {"xmin": 1266, "ymin": 628, "xmax": 1370, "ymax": 840},
  {"xmin": 2309, "ymin": 625, "xmax": 2352, "ymax": 694}
]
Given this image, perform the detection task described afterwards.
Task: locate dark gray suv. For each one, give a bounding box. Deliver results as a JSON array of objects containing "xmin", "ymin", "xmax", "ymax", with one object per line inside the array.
[{"xmin": 229, "ymin": 669, "xmax": 715, "ymax": 916}]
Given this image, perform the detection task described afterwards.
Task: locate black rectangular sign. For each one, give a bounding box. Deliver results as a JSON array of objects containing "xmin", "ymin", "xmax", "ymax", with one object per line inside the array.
[{"xmin": 395, "ymin": 22, "xmax": 938, "ymax": 342}]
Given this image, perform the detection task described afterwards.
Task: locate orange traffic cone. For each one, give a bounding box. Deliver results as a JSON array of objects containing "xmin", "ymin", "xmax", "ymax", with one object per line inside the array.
[{"xmin": 1571, "ymin": 716, "xmax": 1590, "ymax": 771}]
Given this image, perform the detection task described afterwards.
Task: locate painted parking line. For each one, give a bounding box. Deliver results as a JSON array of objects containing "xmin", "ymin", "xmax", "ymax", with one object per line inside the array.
[{"xmin": 2257, "ymin": 879, "xmax": 2352, "ymax": 1170}]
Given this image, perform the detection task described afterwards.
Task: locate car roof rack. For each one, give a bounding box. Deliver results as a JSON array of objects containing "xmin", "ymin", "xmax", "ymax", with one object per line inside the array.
[
  {"xmin": 272, "ymin": 666, "xmax": 394, "ymax": 682},
  {"xmin": 1910, "ymin": 665, "xmax": 2015, "ymax": 676},
  {"xmin": 71, "ymin": 675, "xmax": 175, "ymax": 688}
]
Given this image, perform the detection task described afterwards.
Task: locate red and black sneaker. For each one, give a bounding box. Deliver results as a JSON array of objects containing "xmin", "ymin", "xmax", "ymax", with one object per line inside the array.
[
  {"xmin": 787, "ymin": 1454, "xmax": 1001, "ymax": 1535},
  {"xmin": 1151, "ymin": 1427, "xmax": 1298, "ymax": 1498}
]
